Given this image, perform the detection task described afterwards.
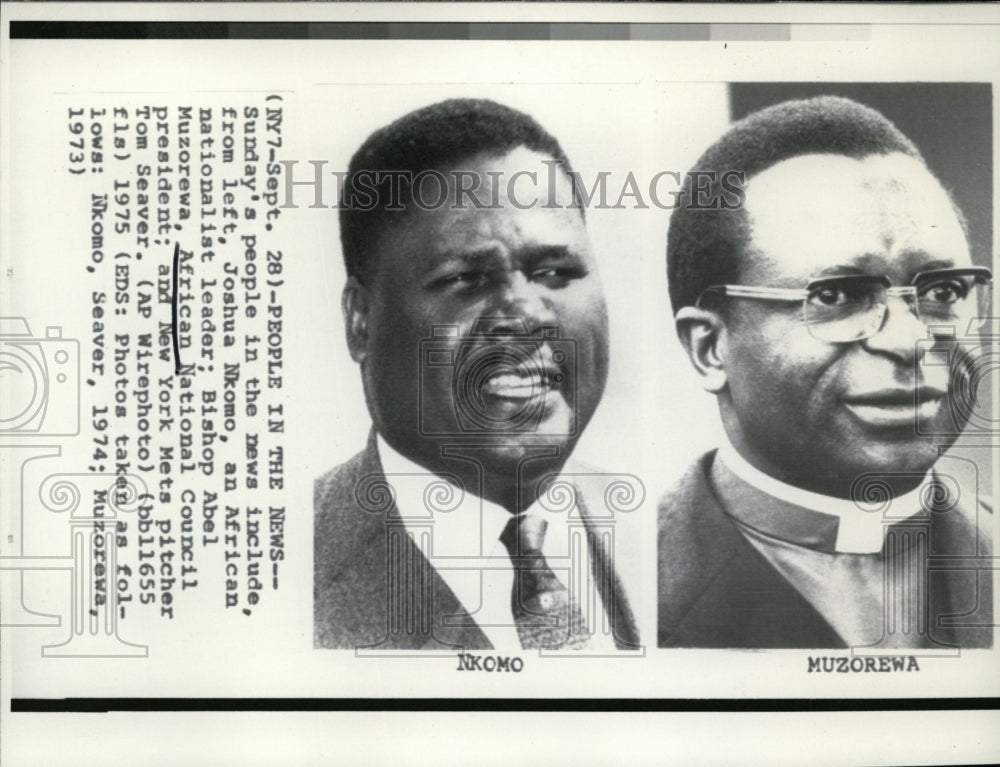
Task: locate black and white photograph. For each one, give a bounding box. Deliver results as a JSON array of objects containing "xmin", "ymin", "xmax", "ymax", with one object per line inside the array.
[
  {"xmin": 1, "ymin": 3, "xmax": 998, "ymax": 766},
  {"xmin": 313, "ymin": 97, "xmax": 641, "ymax": 653},
  {"xmin": 657, "ymin": 84, "xmax": 994, "ymax": 651}
]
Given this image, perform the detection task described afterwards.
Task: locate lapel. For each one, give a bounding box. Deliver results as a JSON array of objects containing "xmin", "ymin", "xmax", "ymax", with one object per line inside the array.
[
  {"xmin": 658, "ymin": 451, "xmax": 843, "ymax": 648},
  {"xmin": 573, "ymin": 475, "xmax": 642, "ymax": 650},
  {"xmin": 314, "ymin": 433, "xmax": 491, "ymax": 651},
  {"xmin": 924, "ymin": 457, "xmax": 993, "ymax": 649}
]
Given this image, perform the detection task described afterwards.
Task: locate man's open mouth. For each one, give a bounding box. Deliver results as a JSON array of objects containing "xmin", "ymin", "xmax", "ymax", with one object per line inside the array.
[
  {"xmin": 480, "ymin": 366, "xmax": 560, "ymax": 400},
  {"xmin": 458, "ymin": 345, "xmax": 564, "ymax": 406}
]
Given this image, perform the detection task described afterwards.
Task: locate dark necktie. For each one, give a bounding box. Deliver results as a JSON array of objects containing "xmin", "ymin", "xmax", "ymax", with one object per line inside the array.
[{"xmin": 500, "ymin": 513, "xmax": 591, "ymax": 650}]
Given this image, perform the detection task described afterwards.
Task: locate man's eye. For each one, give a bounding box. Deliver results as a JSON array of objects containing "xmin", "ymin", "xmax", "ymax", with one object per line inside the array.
[
  {"xmin": 532, "ymin": 268, "xmax": 561, "ymax": 279},
  {"xmin": 809, "ymin": 287, "xmax": 849, "ymax": 306},
  {"xmin": 437, "ymin": 272, "xmax": 487, "ymax": 288},
  {"xmin": 807, "ymin": 281, "xmax": 872, "ymax": 308},
  {"xmin": 919, "ymin": 279, "xmax": 967, "ymax": 305},
  {"xmin": 530, "ymin": 265, "xmax": 586, "ymax": 283}
]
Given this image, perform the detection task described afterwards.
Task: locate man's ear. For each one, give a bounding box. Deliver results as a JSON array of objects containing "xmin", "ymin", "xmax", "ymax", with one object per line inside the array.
[
  {"xmin": 675, "ymin": 306, "xmax": 728, "ymax": 394},
  {"xmin": 342, "ymin": 276, "xmax": 371, "ymax": 364}
]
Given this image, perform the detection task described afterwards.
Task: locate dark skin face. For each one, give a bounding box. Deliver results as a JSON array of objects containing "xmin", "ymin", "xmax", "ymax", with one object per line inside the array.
[
  {"xmin": 678, "ymin": 152, "xmax": 974, "ymax": 498},
  {"xmin": 343, "ymin": 148, "xmax": 610, "ymax": 513}
]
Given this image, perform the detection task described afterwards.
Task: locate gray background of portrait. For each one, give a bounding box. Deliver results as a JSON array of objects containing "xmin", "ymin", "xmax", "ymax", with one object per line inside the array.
[{"xmin": 731, "ymin": 82, "xmax": 992, "ymax": 269}]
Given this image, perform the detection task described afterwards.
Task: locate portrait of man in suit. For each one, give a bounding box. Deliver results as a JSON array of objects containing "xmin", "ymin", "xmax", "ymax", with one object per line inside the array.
[
  {"xmin": 658, "ymin": 95, "xmax": 994, "ymax": 649},
  {"xmin": 315, "ymin": 98, "xmax": 639, "ymax": 651}
]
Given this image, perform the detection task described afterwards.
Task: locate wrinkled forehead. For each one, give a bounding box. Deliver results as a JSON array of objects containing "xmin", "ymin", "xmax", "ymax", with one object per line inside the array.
[
  {"xmin": 368, "ymin": 147, "xmax": 590, "ymax": 280},
  {"xmin": 443, "ymin": 145, "xmax": 579, "ymax": 206},
  {"xmin": 740, "ymin": 152, "xmax": 971, "ymax": 285}
]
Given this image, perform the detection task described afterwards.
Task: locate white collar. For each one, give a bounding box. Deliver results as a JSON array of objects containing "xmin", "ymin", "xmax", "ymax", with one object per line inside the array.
[
  {"xmin": 717, "ymin": 438, "xmax": 929, "ymax": 554},
  {"xmin": 375, "ymin": 434, "xmax": 514, "ymax": 557},
  {"xmin": 374, "ymin": 435, "xmax": 579, "ymax": 557}
]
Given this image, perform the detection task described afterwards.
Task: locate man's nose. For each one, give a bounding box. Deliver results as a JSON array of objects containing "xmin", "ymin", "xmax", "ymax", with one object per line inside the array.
[
  {"xmin": 861, "ymin": 294, "xmax": 928, "ymax": 361},
  {"xmin": 483, "ymin": 272, "xmax": 557, "ymax": 334}
]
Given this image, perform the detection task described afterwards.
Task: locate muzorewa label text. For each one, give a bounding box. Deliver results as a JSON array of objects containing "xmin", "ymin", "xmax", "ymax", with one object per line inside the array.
[{"xmin": 808, "ymin": 656, "xmax": 920, "ymax": 673}]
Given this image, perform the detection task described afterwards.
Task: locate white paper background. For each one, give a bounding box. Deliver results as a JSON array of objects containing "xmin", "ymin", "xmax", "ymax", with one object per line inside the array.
[{"xmin": 2, "ymin": 3, "xmax": 999, "ymax": 765}]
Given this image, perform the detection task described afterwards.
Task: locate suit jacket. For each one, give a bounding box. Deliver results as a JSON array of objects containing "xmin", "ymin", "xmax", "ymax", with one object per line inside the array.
[
  {"xmin": 315, "ymin": 433, "xmax": 640, "ymax": 651},
  {"xmin": 657, "ymin": 450, "xmax": 993, "ymax": 649}
]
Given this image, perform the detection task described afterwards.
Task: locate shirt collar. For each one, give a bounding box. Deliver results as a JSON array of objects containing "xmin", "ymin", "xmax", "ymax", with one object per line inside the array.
[
  {"xmin": 716, "ymin": 438, "xmax": 930, "ymax": 554},
  {"xmin": 375, "ymin": 435, "xmax": 576, "ymax": 558},
  {"xmin": 375, "ymin": 434, "xmax": 510, "ymax": 556}
]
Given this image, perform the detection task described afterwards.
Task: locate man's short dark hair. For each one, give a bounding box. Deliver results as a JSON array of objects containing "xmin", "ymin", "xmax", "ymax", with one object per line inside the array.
[
  {"xmin": 666, "ymin": 95, "xmax": 930, "ymax": 313},
  {"xmin": 340, "ymin": 98, "xmax": 577, "ymax": 284}
]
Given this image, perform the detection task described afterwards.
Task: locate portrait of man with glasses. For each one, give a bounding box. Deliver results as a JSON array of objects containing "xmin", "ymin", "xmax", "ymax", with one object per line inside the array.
[{"xmin": 657, "ymin": 95, "xmax": 994, "ymax": 649}]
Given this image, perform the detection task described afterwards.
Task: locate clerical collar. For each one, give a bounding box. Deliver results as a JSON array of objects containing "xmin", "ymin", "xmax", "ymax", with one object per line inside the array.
[{"xmin": 715, "ymin": 440, "xmax": 930, "ymax": 555}]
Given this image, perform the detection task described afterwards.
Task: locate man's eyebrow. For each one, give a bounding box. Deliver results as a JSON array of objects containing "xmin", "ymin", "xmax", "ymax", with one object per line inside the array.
[
  {"xmin": 422, "ymin": 248, "xmax": 504, "ymax": 274},
  {"xmin": 522, "ymin": 245, "xmax": 574, "ymax": 261},
  {"xmin": 908, "ymin": 258, "xmax": 956, "ymax": 272},
  {"xmin": 812, "ymin": 264, "xmax": 871, "ymax": 278},
  {"xmin": 811, "ymin": 251, "xmax": 959, "ymax": 279},
  {"xmin": 424, "ymin": 245, "xmax": 577, "ymax": 274}
]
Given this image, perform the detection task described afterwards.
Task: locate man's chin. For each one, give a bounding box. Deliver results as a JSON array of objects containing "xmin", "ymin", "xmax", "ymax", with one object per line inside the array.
[
  {"xmin": 440, "ymin": 395, "xmax": 576, "ymax": 444},
  {"xmin": 439, "ymin": 414, "xmax": 577, "ymax": 479},
  {"xmin": 834, "ymin": 439, "xmax": 942, "ymax": 485},
  {"xmin": 477, "ymin": 448, "xmax": 574, "ymax": 499},
  {"xmin": 829, "ymin": 409, "xmax": 954, "ymax": 471}
]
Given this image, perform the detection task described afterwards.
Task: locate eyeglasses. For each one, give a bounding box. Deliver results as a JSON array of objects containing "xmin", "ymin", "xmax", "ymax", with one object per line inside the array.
[{"xmin": 696, "ymin": 267, "xmax": 993, "ymax": 343}]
